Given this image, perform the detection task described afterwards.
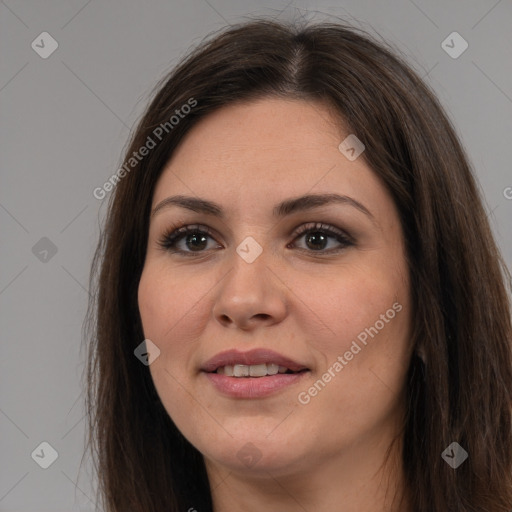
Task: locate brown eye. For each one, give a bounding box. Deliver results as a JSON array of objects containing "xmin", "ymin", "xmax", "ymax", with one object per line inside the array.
[
  {"xmin": 158, "ymin": 225, "xmax": 220, "ymax": 255},
  {"xmin": 290, "ymin": 222, "xmax": 354, "ymax": 254},
  {"xmin": 158, "ymin": 222, "xmax": 354, "ymax": 257}
]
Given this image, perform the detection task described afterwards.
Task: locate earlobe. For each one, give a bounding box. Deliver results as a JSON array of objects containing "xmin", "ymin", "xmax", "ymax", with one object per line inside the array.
[{"xmin": 415, "ymin": 346, "xmax": 427, "ymax": 364}]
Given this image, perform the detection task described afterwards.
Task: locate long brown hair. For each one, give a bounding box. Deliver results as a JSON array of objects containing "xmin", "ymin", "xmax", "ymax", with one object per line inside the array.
[{"xmin": 83, "ymin": 18, "xmax": 512, "ymax": 511}]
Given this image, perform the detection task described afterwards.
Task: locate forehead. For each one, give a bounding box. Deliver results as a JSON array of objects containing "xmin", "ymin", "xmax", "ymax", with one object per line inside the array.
[
  {"xmin": 183, "ymin": 96, "xmax": 342, "ymax": 147},
  {"xmin": 151, "ymin": 98, "xmax": 387, "ymax": 220}
]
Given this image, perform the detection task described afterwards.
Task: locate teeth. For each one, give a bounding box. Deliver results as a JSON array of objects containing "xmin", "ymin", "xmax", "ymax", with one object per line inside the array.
[
  {"xmin": 216, "ymin": 363, "xmax": 292, "ymax": 377},
  {"xmin": 267, "ymin": 364, "xmax": 279, "ymax": 375},
  {"xmin": 233, "ymin": 364, "xmax": 249, "ymax": 377},
  {"xmin": 249, "ymin": 364, "xmax": 267, "ymax": 377}
]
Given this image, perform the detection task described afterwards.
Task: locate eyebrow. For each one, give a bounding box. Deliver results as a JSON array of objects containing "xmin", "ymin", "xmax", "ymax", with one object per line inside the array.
[{"xmin": 151, "ymin": 193, "xmax": 375, "ymax": 223}]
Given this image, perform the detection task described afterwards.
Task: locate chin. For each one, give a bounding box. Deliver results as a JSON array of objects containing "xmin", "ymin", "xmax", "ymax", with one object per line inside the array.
[
  {"xmin": 196, "ymin": 426, "xmax": 308, "ymax": 475},
  {"xmin": 207, "ymin": 444, "xmax": 305, "ymax": 476}
]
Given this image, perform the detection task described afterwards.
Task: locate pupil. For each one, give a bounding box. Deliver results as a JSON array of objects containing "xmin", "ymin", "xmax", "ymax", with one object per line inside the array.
[
  {"xmin": 187, "ymin": 233, "xmax": 207, "ymax": 250},
  {"xmin": 185, "ymin": 232, "xmax": 327, "ymax": 251},
  {"xmin": 306, "ymin": 232, "xmax": 326, "ymax": 250}
]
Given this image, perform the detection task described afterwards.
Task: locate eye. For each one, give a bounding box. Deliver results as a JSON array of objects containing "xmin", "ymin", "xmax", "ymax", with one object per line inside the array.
[
  {"xmin": 157, "ymin": 222, "xmax": 354, "ymax": 256},
  {"xmin": 289, "ymin": 222, "xmax": 354, "ymax": 254},
  {"xmin": 158, "ymin": 224, "xmax": 220, "ymax": 256}
]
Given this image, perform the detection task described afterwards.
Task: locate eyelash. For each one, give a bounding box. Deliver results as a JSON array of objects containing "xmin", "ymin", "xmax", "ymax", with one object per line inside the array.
[{"xmin": 157, "ymin": 222, "xmax": 354, "ymax": 257}]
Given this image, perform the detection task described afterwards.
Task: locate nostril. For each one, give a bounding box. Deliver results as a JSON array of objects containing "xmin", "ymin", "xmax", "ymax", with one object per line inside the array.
[{"xmin": 253, "ymin": 313, "xmax": 271, "ymax": 320}]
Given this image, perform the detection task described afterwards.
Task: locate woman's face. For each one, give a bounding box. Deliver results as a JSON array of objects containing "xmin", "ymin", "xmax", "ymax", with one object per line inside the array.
[{"xmin": 138, "ymin": 97, "xmax": 413, "ymax": 478}]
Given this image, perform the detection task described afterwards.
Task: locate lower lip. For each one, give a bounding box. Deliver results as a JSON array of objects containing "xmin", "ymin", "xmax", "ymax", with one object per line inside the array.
[{"xmin": 203, "ymin": 371, "xmax": 309, "ymax": 398}]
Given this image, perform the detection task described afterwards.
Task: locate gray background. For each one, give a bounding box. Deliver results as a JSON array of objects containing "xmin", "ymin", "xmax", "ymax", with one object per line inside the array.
[{"xmin": 1, "ymin": 0, "xmax": 511, "ymax": 510}]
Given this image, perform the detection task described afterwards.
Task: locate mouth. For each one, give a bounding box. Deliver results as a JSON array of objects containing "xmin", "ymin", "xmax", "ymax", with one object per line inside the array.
[
  {"xmin": 214, "ymin": 363, "xmax": 307, "ymax": 377},
  {"xmin": 201, "ymin": 348, "xmax": 309, "ymax": 374},
  {"xmin": 201, "ymin": 349, "xmax": 310, "ymax": 398}
]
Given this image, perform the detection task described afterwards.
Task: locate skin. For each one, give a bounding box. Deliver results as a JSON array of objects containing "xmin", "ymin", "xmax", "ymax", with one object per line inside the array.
[{"xmin": 138, "ymin": 97, "xmax": 414, "ymax": 512}]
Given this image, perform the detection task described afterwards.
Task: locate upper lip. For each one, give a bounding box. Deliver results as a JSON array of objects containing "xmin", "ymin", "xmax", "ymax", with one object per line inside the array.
[{"xmin": 201, "ymin": 349, "xmax": 309, "ymax": 373}]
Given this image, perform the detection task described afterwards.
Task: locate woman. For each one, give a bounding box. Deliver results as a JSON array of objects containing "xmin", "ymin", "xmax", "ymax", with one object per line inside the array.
[{"xmin": 84, "ymin": 19, "xmax": 512, "ymax": 512}]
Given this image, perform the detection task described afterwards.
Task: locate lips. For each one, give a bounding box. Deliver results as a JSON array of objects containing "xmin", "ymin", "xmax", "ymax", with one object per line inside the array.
[
  {"xmin": 201, "ymin": 349, "xmax": 310, "ymax": 398},
  {"xmin": 201, "ymin": 348, "xmax": 309, "ymax": 374}
]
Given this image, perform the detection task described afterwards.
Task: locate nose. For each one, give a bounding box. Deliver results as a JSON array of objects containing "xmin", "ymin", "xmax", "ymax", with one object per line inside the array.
[{"xmin": 212, "ymin": 244, "xmax": 288, "ymax": 331}]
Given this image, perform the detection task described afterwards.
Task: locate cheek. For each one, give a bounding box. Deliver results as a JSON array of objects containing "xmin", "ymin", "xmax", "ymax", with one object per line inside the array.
[
  {"xmin": 305, "ymin": 262, "xmax": 408, "ymax": 349},
  {"xmin": 138, "ymin": 262, "xmax": 203, "ymax": 342},
  {"xmin": 138, "ymin": 264, "xmax": 204, "ymax": 416},
  {"xmin": 311, "ymin": 267, "xmax": 410, "ymax": 387},
  {"xmin": 137, "ymin": 262, "xmax": 218, "ymax": 388},
  {"xmin": 138, "ymin": 266, "xmax": 169, "ymax": 341},
  {"xmin": 295, "ymin": 271, "xmax": 410, "ymax": 440}
]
